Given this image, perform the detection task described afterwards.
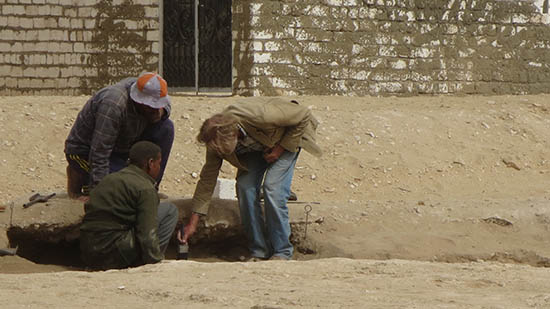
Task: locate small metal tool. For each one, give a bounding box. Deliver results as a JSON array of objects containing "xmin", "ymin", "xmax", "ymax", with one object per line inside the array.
[
  {"xmin": 304, "ymin": 204, "xmax": 312, "ymax": 241},
  {"xmin": 288, "ymin": 201, "xmax": 320, "ymax": 205},
  {"xmin": 3, "ymin": 202, "xmax": 18, "ymax": 257},
  {"xmin": 9, "ymin": 201, "xmax": 14, "ymax": 227},
  {"xmin": 23, "ymin": 193, "xmax": 56, "ymax": 208}
]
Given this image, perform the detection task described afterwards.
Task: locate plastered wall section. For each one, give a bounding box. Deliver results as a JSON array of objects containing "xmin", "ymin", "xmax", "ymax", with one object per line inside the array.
[
  {"xmin": 232, "ymin": 0, "xmax": 550, "ymax": 96},
  {"xmin": 0, "ymin": 0, "xmax": 160, "ymax": 95},
  {"xmin": 3, "ymin": 0, "xmax": 550, "ymax": 97}
]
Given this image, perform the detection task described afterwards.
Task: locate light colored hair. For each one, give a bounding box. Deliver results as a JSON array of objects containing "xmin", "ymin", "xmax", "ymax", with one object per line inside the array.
[{"xmin": 197, "ymin": 113, "xmax": 239, "ymax": 155}]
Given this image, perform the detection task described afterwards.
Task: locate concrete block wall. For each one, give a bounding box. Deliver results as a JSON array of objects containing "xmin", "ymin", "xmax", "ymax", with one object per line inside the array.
[
  {"xmin": 232, "ymin": 0, "xmax": 550, "ymax": 96},
  {"xmin": 3, "ymin": 0, "xmax": 550, "ymax": 96},
  {"xmin": 0, "ymin": 0, "xmax": 159, "ymax": 95}
]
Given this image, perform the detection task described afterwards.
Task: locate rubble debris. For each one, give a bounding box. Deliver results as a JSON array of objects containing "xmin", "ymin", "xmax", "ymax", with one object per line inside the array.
[
  {"xmin": 482, "ymin": 216, "xmax": 513, "ymax": 227},
  {"xmin": 502, "ymin": 159, "xmax": 521, "ymax": 171}
]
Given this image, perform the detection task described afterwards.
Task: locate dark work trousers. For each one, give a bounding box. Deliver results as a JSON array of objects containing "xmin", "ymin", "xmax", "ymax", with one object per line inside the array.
[{"xmin": 110, "ymin": 118, "xmax": 174, "ymax": 186}]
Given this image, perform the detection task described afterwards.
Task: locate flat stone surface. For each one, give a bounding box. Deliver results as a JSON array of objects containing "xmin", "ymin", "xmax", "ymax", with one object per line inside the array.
[
  {"xmin": 6, "ymin": 193, "xmax": 317, "ymax": 244},
  {"xmin": 9, "ymin": 192, "xmax": 83, "ymax": 228}
]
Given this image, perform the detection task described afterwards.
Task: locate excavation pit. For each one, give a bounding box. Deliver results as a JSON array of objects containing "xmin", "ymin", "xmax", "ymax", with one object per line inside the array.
[{"xmin": 3, "ymin": 194, "xmax": 318, "ymax": 269}]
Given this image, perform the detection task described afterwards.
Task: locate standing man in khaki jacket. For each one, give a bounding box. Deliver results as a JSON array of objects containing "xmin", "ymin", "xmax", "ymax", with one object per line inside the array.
[{"xmin": 179, "ymin": 98, "xmax": 322, "ymax": 260}]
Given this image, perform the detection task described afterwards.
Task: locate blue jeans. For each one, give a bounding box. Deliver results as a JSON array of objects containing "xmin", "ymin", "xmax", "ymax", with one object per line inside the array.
[
  {"xmin": 236, "ymin": 150, "xmax": 299, "ymax": 259},
  {"xmin": 110, "ymin": 118, "xmax": 174, "ymax": 186},
  {"xmin": 157, "ymin": 202, "xmax": 178, "ymax": 254}
]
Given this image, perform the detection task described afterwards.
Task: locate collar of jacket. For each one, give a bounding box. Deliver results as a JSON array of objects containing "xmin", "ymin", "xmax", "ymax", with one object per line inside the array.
[{"xmin": 126, "ymin": 164, "xmax": 157, "ymax": 185}]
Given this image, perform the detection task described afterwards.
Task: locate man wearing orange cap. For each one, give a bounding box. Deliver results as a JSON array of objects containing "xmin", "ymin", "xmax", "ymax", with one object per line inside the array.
[{"xmin": 64, "ymin": 72, "xmax": 174, "ymax": 201}]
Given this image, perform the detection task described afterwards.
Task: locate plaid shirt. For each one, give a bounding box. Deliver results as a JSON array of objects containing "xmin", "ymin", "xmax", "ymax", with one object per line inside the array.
[{"xmin": 64, "ymin": 77, "xmax": 171, "ymax": 187}]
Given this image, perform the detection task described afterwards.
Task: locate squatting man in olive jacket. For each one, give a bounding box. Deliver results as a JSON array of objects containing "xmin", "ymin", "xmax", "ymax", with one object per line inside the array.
[
  {"xmin": 179, "ymin": 98, "xmax": 322, "ymax": 261},
  {"xmin": 80, "ymin": 141, "xmax": 178, "ymax": 269}
]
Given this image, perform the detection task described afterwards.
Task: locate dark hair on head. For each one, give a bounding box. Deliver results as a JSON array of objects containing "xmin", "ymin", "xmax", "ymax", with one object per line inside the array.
[
  {"xmin": 197, "ymin": 113, "xmax": 239, "ymax": 155},
  {"xmin": 129, "ymin": 141, "xmax": 161, "ymax": 169}
]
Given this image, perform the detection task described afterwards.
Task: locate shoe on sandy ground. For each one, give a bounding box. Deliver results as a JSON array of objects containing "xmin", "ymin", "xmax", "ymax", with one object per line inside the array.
[
  {"xmin": 269, "ymin": 255, "xmax": 290, "ymax": 261},
  {"xmin": 239, "ymin": 255, "xmax": 267, "ymax": 262},
  {"xmin": 288, "ymin": 191, "xmax": 297, "ymax": 201},
  {"xmin": 244, "ymin": 257, "xmax": 263, "ymax": 262},
  {"xmin": 157, "ymin": 192, "xmax": 169, "ymax": 199}
]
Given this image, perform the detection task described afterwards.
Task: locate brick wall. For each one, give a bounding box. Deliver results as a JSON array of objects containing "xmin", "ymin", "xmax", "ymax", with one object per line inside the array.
[
  {"xmin": 2, "ymin": 0, "xmax": 550, "ymax": 96},
  {"xmin": 232, "ymin": 0, "xmax": 550, "ymax": 96},
  {"xmin": 0, "ymin": 0, "xmax": 159, "ymax": 95}
]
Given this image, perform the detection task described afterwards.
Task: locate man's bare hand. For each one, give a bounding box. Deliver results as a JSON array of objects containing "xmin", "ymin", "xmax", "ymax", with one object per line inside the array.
[
  {"xmin": 77, "ymin": 195, "xmax": 90, "ymax": 203},
  {"xmin": 150, "ymin": 108, "xmax": 165, "ymax": 124},
  {"xmin": 263, "ymin": 144, "xmax": 285, "ymax": 163},
  {"xmin": 177, "ymin": 212, "xmax": 200, "ymax": 244}
]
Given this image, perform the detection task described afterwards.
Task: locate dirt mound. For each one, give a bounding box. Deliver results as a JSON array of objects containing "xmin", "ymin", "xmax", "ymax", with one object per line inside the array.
[{"xmin": 1, "ymin": 94, "xmax": 550, "ymax": 306}]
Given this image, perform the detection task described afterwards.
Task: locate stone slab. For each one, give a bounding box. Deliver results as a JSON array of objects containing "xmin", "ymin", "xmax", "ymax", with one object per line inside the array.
[{"xmin": 5, "ymin": 192, "xmax": 317, "ymax": 244}]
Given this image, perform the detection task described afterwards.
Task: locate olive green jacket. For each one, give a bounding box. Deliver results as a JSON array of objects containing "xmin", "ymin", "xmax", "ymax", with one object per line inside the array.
[
  {"xmin": 80, "ymin": 164, "xmax": 162, "ymax": 268},
  {"xmin": 191, "ymin": 98, "xmax": 322, "ymax": 215}
]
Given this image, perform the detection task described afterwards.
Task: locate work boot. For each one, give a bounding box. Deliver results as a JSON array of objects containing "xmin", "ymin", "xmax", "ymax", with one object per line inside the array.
[
  {"xmin": 288, "ymin": 191, "xmax": 297, "ymax": 201},
  {"xmin": 66, "ymin": 165, "xmax": 86, "ymax": 199},
  {"xmin": 269, "ymin": 255, "xmax": 290, "ymax": 261}
]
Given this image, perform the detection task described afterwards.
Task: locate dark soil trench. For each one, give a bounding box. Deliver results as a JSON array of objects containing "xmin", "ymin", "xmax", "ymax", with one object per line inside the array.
[
  {"xmin": 5, "ymin": 222, "xmax": 318, "ymax": 271},
  {"xmin": 6, "ymin": 220, "xmax": 550, "ymax": 272}
]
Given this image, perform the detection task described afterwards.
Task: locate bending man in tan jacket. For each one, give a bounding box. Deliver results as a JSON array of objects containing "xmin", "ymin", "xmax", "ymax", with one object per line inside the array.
[{"xmin": 179, "ymin": 98, "xmax": 322, "ymax": 260}]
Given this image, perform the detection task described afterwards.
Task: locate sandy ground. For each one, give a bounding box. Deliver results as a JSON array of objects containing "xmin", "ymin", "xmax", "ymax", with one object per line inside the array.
[{"xmin": 1, "ymin": 94, "xmax": 550, "ymax": 307}]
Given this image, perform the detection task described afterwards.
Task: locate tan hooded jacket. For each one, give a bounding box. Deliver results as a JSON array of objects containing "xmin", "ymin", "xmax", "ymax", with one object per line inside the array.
[{"xmin": 191, "ymin": 98, "xmax": 322, "ymax": 215}]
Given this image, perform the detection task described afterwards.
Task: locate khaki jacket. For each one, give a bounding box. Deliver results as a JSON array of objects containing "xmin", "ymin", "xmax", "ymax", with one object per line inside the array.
[{"xmin": 191, "ymin": 98, "xmax": 322, "ymax": 215}]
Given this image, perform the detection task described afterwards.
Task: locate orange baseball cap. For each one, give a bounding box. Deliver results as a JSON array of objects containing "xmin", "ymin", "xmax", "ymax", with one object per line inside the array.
[{"xmin": 130, "ymin": 72, "xmax": 171, "ymax": 108}]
